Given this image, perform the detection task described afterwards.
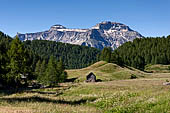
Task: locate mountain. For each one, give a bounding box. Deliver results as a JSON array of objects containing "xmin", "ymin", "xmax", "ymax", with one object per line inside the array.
[{"xmin": 18, "ymin": 21, "xmax": 143, "ymax": 50}]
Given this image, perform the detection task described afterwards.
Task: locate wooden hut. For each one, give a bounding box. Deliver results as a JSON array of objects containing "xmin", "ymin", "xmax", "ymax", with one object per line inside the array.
[{"xmin": 86, "ymin": 72, "xmax": 96, "ymax": 82}]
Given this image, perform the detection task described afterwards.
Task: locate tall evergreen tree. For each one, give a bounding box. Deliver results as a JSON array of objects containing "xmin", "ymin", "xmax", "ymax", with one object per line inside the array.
[
  {"xmin": 37, "ymin": 60, "xmax": 46, "ymax": 83},
  {"xmin": 0, "ymin": 32, "xmax": 12, "ymax": 86},
  {"xmin": 35, "ymin": 60, "xmax": 41, "ymax": 78},
  {"xmin": 7, "ymin": 36, "xmax": 30, "ymax": 87},
  {"xmin": 45, "ymin": 56, "xmax": 59, "ymax": 86},
  {"xmin": 100, "ymin": 47, "xmax": 112, "ymax": 63},
  {"xmin": 57, "ymin": 58, "xmax": 67, "ymax": 82},
  {"xmin": 57, "ymin": 58, "xmax": 65, "ymax": 72}
]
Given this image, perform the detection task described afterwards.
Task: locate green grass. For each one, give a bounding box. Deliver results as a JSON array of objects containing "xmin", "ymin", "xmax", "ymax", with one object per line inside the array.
[
  {"xmin": 1, "ymin": 77, "xmax": 170, "ymax": 113},
  {"xmin": 1, "ymin": 62, "xmax": 170, "ymax": 112},
  {"xmin": 145, "ymin": 64, "xmax": 170, "ymax": 73},
  {"xmin": 66, "ymin": 61, "xmax": 144, "ymax": 82}
]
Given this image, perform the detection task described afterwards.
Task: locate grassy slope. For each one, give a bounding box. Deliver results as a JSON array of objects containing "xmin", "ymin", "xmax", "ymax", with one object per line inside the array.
[
  {"xmin": 1, "ymin": 62, "xmax": 170, "ymax": 113},
  {"xmin": 66, "ymin": 61, "xmax": 145, "ymax": 82},
  {"xmin": 145, "ymin": 64, "xmax": 170, "ymax": 73}
]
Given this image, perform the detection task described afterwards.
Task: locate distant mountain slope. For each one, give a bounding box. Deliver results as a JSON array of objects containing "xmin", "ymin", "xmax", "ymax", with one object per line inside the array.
[
  {"xmin": 18, "ymin": 21, "xmax": 143, "ymax": 50},
  {"xmin": 23, "ymin": 40, "xmax": 100, "ymax": 69}
]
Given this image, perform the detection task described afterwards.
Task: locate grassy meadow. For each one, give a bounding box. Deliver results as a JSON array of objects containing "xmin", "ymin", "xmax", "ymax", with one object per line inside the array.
[
  {"xmin": 145, "ymin": 64, "xmax": 170, "ymax": 73},
  {"xmin": 1, "ymin": 62, "xmax": 170, "ymax": 113}
]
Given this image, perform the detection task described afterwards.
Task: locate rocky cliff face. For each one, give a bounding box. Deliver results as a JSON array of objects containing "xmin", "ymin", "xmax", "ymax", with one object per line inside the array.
[{"xmin": 18, "ymin": 21, "xmax": 143, "ymax": 50}]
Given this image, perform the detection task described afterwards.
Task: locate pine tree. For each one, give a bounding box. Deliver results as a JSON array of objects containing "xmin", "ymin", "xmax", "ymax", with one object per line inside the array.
[
  {"xmin": 145, "ymin": 55, "xmax": 151, "ymax": 64},
  {"xmin": 57, "ymin": 58, "xmax": 65, "ymax": 72},
  {"xmin": 57, "ymin": 58, "xmax": 67, "ymax": 82},
  {"xmin": 37, "ymin": 60, "xmax": 46, "ymax": 83},
  {"xmin": 100, "ymin": 47, "xmax": 112, "ymax": 63},
  {"xmin": 45, "ymin": 56, "xmax": 59, "ymax": 87},
  {"xmin": 7, "ymin": 36, "xmax": 30, "ymax": 87},
  {"xmin": 35, "ymin": 60, "xmax": 41, "ymax": 78},
  {"xmin": 0, "ymin": 32, "xmax": 12, "ymax": 86}
]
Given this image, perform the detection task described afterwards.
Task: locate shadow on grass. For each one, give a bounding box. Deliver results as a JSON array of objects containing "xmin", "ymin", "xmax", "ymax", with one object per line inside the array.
[
  {"xmin": 65, "ymin": 77, "xmax": 78, "ymax": 82},
  {"xmin": 21, "ymin": 90, "xmax": 63, "ymax": 97},
  {"xmin": 0, "ymin": 87, "xmax": 44, "ymax": 96},
  {"xmin": 0, "ymin": 88, "xmax": 32, "ymax": 96},
  {"xmin": 0, "ymin": 96, "xmax": 96, "ymax": 105},
  {"xmin": 0, "ymin": 85, "xmax": 71, "ymax": 96},
  {"xmin": 27, "ymin": 85, "xmax": 72, "ymax": 96}
]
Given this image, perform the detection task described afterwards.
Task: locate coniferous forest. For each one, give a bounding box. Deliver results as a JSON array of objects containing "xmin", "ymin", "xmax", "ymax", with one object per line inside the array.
[
  {"xmin": 23, "ymin": 40, "xmax": 100, "ymax": 69},
  {"xmin": 112, "ymin": 35, "xmax": 170, "ymax": 70}
]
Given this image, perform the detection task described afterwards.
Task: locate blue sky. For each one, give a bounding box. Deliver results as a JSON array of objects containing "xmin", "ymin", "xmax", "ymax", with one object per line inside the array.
[{"xmin": 0, "ymin": 0, "xmax": 170, "ymax": 37}]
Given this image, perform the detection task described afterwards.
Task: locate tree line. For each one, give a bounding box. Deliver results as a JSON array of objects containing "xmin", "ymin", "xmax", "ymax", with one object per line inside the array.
[{"xmin": 111, "ymin": 36, "xmax": 170, "ymax": 70}]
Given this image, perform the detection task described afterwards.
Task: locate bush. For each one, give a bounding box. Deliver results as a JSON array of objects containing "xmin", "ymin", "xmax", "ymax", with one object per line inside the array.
[
  {"xmin": 166, "ymin": 79, "xmax": 169, "ymax": 82},
  {"xmin": 168, "ymin": 66, "xmax": 170, "ymax": 70},
  {"xmin": 130, "ymin": 74, "xmax": 137, "ymax": 79}
]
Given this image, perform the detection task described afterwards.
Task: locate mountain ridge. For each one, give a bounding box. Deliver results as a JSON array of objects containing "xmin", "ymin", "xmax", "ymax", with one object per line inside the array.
[{"xmin": 18, "ymin": 21, "xmax": 143, "ymax": 50}]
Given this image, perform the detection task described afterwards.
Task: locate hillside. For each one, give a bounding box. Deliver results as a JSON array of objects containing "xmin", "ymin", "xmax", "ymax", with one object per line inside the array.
[
  {"xmin": 23, "ymin": 40, "xmax": 100, "ymax": 69},
  {"xmin": 66, "ymin": 61, "xmax": 145, "ymax": 82},
  {"xmin": 145, "ymin": 64, "xmax": 170, "ymax": 73},
  {"xmin": 112, "ymin": 36, "xmax": 170, "ymax": 70}
]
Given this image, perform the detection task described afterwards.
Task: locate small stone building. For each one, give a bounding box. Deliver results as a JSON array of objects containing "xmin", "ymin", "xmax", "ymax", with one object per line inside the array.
[{"xmin": 86, "ymin": 72, "xmax": 96, "ymax": 82}]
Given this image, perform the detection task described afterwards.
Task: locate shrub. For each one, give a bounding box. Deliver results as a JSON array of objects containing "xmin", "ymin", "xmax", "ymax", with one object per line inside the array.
[
  {"xmin": 130, "ymin": 74, "xmax": 137, "ymax": 79},
  {"xmin": 166, "ymin": 79, "xmax": 169, "ymax": 82},
  {"xmin": 168, "ymin": 66, "xmax": 170, "ymax": 70}
]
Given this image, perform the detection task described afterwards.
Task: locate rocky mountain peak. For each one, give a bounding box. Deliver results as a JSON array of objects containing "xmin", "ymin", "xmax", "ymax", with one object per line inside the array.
[
  {"xmin": 50, "ymin": 24, "xmax": 66, "ymax": 31},
  {"xmin": 18, "ymin": 21, "xmax": 143, "ymax": 50},
  {"xmin": 92, "ymin": 21, "xmax": 132, "ymax": 31}
]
